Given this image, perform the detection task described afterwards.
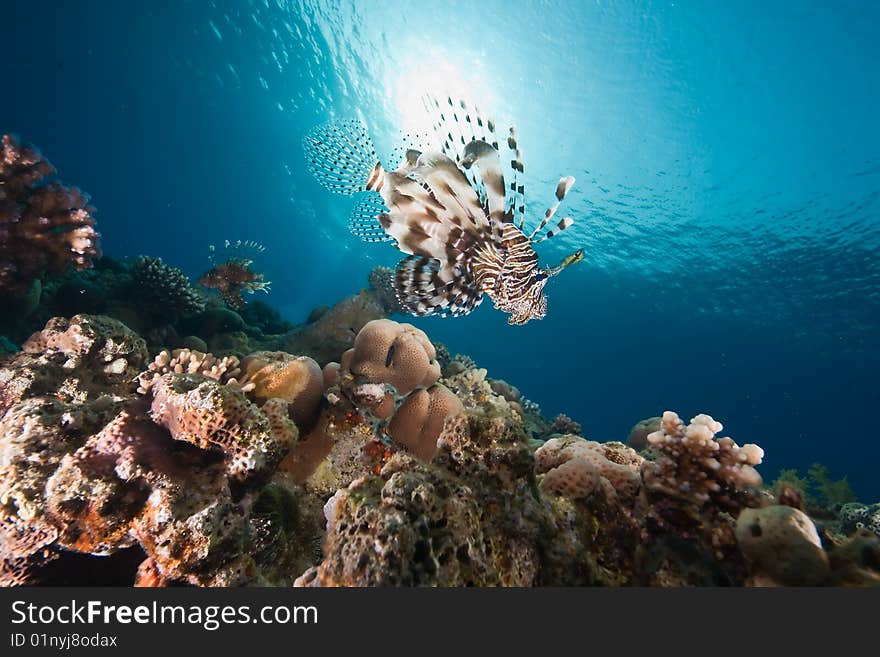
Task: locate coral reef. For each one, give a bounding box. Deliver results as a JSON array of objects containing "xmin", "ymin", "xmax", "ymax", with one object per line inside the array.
[
  {"xmin": 0, "ymin": 288, "xmax": 874, "ymax": 588},
  {"xmin": 0, "ymin": 314, "xmax": 322, "ymax": 586},
  {"xmin": 0, "ymin": 135, "xmax": 100, "ymax": 296}
]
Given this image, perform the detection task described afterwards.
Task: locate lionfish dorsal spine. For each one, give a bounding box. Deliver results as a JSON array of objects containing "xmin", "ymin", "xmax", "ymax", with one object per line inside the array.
[
  {"xmin": 529, "ymin": 176, "xmax": 576, "ymax": 240},
  {"xmin": 506, "ymin": 125, "xmax": 526, "ymax": 229}
]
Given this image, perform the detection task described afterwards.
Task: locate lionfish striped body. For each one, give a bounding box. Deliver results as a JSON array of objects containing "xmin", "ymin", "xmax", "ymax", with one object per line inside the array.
[{"xmin": 303, "ymin": 97, "xmax": 583, "ymax": 325}]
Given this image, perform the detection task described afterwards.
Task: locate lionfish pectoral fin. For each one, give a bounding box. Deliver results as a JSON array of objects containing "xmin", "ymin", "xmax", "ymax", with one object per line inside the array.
[
  {"xmin": 302, "ymin": 119, "xmax": 383, "ymax": 195},
  {"xmin": 394, "ymin": 255, "xmax": 483, "ymax": 318},
  {"xmin": 348, "ymin": 192, "xmax": 394, "ymax": 243}
]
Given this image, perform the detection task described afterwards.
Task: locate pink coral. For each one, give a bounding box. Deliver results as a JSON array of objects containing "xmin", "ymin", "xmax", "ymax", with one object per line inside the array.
[
  {"xmin": 642, "ymin": 410, "xmax": 764, "ymax": 511},
  {"xmin": 0, "ymin": 135, "xmax": 101, "ymax": 294},
  {"xmin": 535, "ymin": 436, "xmax": 642, "ymax": 502}
]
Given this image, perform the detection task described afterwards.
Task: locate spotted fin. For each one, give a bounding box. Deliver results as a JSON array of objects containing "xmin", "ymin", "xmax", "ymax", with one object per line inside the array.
[
  {"xmin": 302, "ymin": 119, "xmax": 381, "ymax": 195},
  {"xmin": 423, "ymin": 94, "xmax": 498, "ymax": 162},
  {"xmin": 394, "ymin": 255, "xmax": 484, "ymax": 318},
  {"xmin": 348, "ymin": 192, "xmax": 394, "ymax": 243}
]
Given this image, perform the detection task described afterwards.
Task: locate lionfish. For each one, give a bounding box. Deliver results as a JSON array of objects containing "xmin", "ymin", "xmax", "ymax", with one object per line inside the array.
[
  {"xmin": 199, "ymin": 239, "xmax": 271, "ymax": 310},
  {"xmin": 302, "ymin": 96, "xmax": 584, "ymax": 325}
]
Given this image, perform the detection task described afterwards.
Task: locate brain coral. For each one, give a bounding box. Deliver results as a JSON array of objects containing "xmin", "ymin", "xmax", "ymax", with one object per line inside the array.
[
  {"xmin": 240, "ymin": 351, "xmax": 324, "ymax": 425},
  {"xmin": 735, "ymin": 505, "xmax": 830, "ymax": 586},
  {"xmin": 642, "ymin": 410, "xmax": 764, "ymax": 511},
  {"xmin": 535, "ymin": 436, "xmax": 643, "ymax": 502},
  {"xmin": 0, "ymin": 134, "xmax": 101, "ymax": 295},
  {"xmin": 346, "ymin": 319, "xmax": 440, "ymax": 395},
  {"xmin": 149, "ymin": 373, "xmax": 297, "ymax": 482}
]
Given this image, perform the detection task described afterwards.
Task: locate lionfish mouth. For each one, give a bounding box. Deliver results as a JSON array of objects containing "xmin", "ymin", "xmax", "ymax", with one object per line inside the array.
[{"xmin": 303, "ymin": 96, "xmax": 586, "ymax": 325}]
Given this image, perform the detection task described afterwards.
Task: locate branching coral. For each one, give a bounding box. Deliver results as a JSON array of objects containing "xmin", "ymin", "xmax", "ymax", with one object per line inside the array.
[
  {"xmin": 0, "ymin": 135, "xmax": 101, "ymax": 295},
  {"xmin": 130, "ymin": 256, "xmax": 206, "ymax": 320},
  {"xmin": 548, "ymin": 413, "xmax": 582, "ymax": 436},
  {"xmin": 642, "ymin": 411, "xmax": 764, "ymax": 511},
  {"xmin": 136, "ymin": 348, "xmax": 249, "ymax": 394}
]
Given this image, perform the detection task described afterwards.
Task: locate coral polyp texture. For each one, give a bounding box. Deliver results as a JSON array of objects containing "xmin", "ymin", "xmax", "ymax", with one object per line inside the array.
[
  {"xmin": 0, "ymin": 301, "xmax": 876, "ymax": 587},
  {"xmin": 0, "ymin": 135, "xmax": 101, "ymax": 295}
]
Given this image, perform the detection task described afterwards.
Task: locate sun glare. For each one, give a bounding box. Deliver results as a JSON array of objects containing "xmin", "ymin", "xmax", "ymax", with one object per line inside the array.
[{"xmin": 389, "ymin": 53, "xmax": 499, "ymax": 148}]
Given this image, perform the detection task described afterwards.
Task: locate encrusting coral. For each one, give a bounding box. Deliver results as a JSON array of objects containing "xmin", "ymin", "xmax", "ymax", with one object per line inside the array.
[
  {"xmin": 0, "ymin": 135, "xmax": 101, "ymax": 295},
  {"xmin": 535, "ymin": 436, "xmax": 642, "ymax": 503},
  {"xmin": 148, "ymin": 374, "xmax": 297, "ymax": 483}
]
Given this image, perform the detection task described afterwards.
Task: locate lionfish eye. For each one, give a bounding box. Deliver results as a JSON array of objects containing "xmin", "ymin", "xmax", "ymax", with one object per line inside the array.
[{"xmin": 534, "ymin": 272, "xmax": 547, "ymax": 281}]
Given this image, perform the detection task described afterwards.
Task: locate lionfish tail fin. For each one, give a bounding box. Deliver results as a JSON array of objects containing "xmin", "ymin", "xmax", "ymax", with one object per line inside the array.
[
  {"xmin": 395, "ymin": 255, "xmax": 484, "ymax": 318},
  {"xmin": 530, "ymin": 176, "xmax": 576, "ymax": 239},
  {"xmin": 303, "ymin": 119, "xmax": 383, "ymax": 195}
]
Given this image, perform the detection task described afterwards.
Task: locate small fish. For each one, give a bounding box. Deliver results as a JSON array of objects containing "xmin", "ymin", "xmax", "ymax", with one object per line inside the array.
[
  {"xmin": 302, "ymin": 96, "xmax": 584, "ymax": 325},
  {"xmin": 200, "ymin": 240, "xmax": 271, "ymax": 310}
]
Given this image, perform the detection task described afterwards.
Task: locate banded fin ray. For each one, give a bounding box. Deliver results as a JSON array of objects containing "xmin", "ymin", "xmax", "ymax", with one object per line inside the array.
[
  {"xmin": 348, "ymin": 192, "xmax": 394, "ymax": 243},
  {"xmin": 302, "ymin": 119, "xmax": 380, "ymax": 195},
  {"xmin": 529, "ymin": 176, "xmax": 576, "ymax": 238},
  {"xmin": 507, "ymin": 126, "xmax": 526, "ymax": 229},
  {"xmin": 394, "ymin": 255, "xmax": 484, "ymax": 318}
]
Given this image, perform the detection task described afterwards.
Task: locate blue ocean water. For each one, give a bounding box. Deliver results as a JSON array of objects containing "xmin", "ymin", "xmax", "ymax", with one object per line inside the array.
[{"xmin": 2, "ymin": 1, "xmax": 878, "ymax": 496}]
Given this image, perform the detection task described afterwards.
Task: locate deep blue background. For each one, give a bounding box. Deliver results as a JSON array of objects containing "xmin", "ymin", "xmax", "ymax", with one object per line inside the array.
[{"xmin": 3, "ymin": 1, "xmax": 878, "ymax": 497}]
